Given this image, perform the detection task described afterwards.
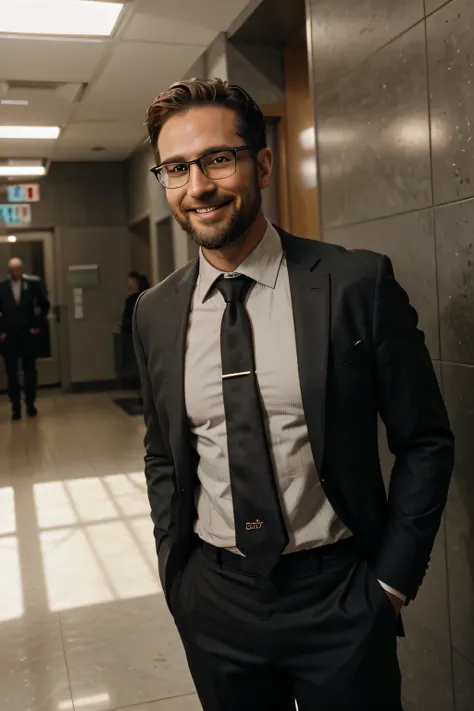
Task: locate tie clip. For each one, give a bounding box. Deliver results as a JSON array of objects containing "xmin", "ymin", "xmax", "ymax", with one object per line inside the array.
[{"xmin": 222, "ymin": 370, "xmax": 252, "ymax": 380}]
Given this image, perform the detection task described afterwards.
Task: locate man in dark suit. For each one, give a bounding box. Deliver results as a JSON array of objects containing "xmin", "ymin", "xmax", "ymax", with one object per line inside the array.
[
  {"xmin": 133, "ymin": 79, "xmax": 454, "ymax": 711},
  {"xmin": 0, "ymin": 257, "xmax": 50, "ymax": 420}
]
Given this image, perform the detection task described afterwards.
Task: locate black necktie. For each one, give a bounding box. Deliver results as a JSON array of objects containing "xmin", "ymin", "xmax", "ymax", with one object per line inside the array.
[{"xmin": 216, "ymin": 274, "xmax": 289, "ymax": 574}]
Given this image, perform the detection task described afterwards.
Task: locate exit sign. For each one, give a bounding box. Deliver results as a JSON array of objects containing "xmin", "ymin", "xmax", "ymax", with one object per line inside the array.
[
  {"xmin": 0, "ymin": 203, "xmax": 32, "ymax": 226},
  {"xmin": 7, "ymin": 184, "xmax": 40, "ymax": 202}
]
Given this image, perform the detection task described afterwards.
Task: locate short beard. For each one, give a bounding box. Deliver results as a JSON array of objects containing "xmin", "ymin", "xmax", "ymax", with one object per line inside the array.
[{"xmin": 176, "ymin": 179, "xmax": 262, "ymax": 251}]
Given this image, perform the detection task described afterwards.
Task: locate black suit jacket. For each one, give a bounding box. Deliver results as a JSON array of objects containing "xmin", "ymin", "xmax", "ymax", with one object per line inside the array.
[
  {"xmin": 133, "ymin": 229, "xmax": 454, "ymax": 610},
  {"xmin": 0, "ymin": 275, "xmax": 50, "ymax": 339}
]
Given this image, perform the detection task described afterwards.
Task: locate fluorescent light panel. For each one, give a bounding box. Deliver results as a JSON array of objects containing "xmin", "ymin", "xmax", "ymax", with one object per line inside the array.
[
  {"xmin": 0, "ymin": 126, "xmax": 60, "ymax": 139},
  {"xmin": 0, "ymin": 1, "xmax": 124, "ymax": 37},
  {"xmin": 1, "ymin": 99, "xmax": 29, "ymax": 106},
  {"xmin": 0, "ymin": 166, "xmax": 46, "ymax": 176}
]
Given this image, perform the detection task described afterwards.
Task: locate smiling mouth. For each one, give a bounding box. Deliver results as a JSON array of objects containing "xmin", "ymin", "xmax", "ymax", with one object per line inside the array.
[{"xmin": 191, "ymin": 200, "xmax": 233, "ymax": 215}]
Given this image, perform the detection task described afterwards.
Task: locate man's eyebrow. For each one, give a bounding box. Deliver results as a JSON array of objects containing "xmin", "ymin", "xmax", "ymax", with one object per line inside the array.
[{"xmin": 159, "ymin": 145, "xmax": 235, "ymax": 166}]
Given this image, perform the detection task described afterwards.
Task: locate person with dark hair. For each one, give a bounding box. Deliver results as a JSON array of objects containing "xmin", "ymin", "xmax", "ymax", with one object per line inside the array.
[
  {"xmin": 121, "ymin": 271, "xmax": 148, "ymax": 335},
  {"xmin": 0, "ymin": 257, "xmax": 50, "ymax": 420},
  {"xmin": 138, "ymin": 273, "xmax": 150, "ymax": 292},
  {"xmin": 133, "ymin": 78, "xmax": 454, "ymax": 711}
]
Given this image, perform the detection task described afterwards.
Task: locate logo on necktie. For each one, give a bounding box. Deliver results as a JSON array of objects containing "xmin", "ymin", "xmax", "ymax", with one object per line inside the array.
[{"xmin": 246, "ymin": 519, "xmax": 263, "ymax": 531}]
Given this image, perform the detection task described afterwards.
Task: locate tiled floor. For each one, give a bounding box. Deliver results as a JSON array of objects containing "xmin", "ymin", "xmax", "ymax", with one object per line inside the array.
[{"xmin": 0, "ymin": 391, "xmax": 201, "ymax": 711}]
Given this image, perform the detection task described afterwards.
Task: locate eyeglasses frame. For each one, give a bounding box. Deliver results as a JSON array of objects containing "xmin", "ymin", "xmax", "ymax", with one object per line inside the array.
[{"xmin": 150, "ymin": 144, "xmax": 263, "ymax": 188}]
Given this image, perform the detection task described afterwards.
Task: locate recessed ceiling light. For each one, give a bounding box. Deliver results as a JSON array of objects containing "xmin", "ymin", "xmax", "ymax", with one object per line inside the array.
[
  {"xmin": 1, "ymin": 99, "xmax": 29, "ymax": 106},
  {"xmin": 0, "ymin": 126, "xmax": 60, "ymax": 139},
  {"xmin": 7, "ymin": 235, "xmax": 17, "ymax": 243},
  {"xmin": 0, "ymin": 1, "xmax": 124, "ymax": 37},
  {"xmin": 0, "ymin": 165, "xmax": 47, "ymax": 177}
]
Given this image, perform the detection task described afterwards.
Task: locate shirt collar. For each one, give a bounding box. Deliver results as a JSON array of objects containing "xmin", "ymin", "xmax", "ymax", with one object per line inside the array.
[{"xmin": 197, "ymin": 220, "xmax": 283, "ymax": 303}]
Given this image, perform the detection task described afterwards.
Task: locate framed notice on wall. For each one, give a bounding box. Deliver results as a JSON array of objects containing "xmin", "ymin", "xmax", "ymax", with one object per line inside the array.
[{"xmin": 68, "ymin": 264, "xmax": 100, "ymax": 289}]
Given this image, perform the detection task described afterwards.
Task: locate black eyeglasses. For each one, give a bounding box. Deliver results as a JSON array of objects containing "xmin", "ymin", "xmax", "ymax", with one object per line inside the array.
[{"xmin": 150, "ymin": 145, "xmax": 262, "ymax": 189}]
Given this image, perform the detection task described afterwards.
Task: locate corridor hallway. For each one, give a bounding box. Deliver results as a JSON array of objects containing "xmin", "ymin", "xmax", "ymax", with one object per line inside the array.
[{"xmin": 0, "ymin": 391, "xmax": 201, "ymax": 711}]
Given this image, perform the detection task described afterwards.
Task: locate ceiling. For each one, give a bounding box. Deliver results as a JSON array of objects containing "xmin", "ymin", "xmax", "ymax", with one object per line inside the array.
[
  {"xmin": 0, "ymin": 0, "xmax": 255, "ymax": 163},
  {"xmin": 231, "ymin": 0, "xmax": 306, "ymax": 46}
]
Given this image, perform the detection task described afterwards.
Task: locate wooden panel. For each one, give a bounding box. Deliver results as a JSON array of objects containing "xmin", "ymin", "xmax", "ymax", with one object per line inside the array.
[{"xmin": 283, "ymin": 37, "xmax": 320, "ymax": 240}]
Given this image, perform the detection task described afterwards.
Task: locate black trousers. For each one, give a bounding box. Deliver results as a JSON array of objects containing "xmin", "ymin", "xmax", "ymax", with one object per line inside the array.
[
  {"xmin": 2, "ymin": 335, "xmax": 37, "ymax": 410},
  {"xmin": 171, "ymin": 538, "xmax": 403, "ymax": 711}
]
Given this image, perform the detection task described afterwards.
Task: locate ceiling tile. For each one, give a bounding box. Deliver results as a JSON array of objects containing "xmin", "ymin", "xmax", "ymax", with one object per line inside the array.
[
  {"xmin": 52, "ymin": 121, "xmax": 145, "ymax": 160},
  {"xmin": 0, "ymin": 140, "xmax": 56, "ymax": 159},
  {"xmin": 51, "ymin": 145, "xmax": 130, "ymax": 161},
  {"xmin": 0, "ymin": 37, "xmax": 109, "ymax": 83},
  {"xmin": 75, "ymin": 41, "xmax": 204, "ymax": 121},
  {"xmin": 123, "ymin": 0, "xmax": 252, "ymax": 43},
  {"xmin": 0, "ymin": 101, "xmax": 74, "ymax": 126},
  {"xmin": 60, "ymin": 121, "xmax": 142, "ymax": 143}
]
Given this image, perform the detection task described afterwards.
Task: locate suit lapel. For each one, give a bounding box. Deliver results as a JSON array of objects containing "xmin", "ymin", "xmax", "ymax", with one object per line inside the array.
[
  {"xmin": 4, "ymin": 282, "xmax": 15, "ymax": 308},
  {"xmin": 163, "ymin": 260, "xmax": 199, "ymax": 483},
  {"xmin": 280, "ymin": 232, "xmax": 330, "ymax": 475}
]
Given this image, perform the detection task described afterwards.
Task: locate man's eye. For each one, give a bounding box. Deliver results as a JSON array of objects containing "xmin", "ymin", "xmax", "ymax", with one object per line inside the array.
[
  {"xmin": 211, "ymin": 156, "xmax": 229, "ymax": 164},
  {"xmin": 166, "ymin": 164, "xmax": 188, "ymax": 174}
]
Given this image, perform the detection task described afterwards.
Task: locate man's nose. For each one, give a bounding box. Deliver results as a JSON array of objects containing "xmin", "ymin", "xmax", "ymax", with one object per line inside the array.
[{"xmin": 186, "ymin": 163, "xmax": 216, "ymax": 198}]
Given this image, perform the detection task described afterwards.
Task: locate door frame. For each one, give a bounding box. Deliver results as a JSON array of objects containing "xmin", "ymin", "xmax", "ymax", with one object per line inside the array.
[
  {"xmin": 0, "ymin": 230, "xmax": 61, "ymax": 387},
  {"xmin": 261, "ymin": 103, "xmax": 291, "ymax": 233}
]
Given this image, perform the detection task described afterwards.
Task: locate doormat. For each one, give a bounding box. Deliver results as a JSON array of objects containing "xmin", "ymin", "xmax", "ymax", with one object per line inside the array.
[{"xmin": 113, "ymin": 397, "xmax": 144, "ymax": 417}]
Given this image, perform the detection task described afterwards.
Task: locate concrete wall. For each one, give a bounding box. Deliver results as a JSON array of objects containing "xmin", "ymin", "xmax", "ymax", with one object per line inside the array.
[
  {"xmin": 308, "ymin": 0, "xmax": 474, "ymax": 707},
  {"xmin": 226, "ymin": 41, "xmax": 285, "ymax": 104},
  {"xmin": 20, "ymin": 161, "xmax": 131, "ymax": 385}
]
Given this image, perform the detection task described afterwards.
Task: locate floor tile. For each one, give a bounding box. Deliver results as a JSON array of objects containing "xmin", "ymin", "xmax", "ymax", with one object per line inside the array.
[
  {"xmin": 1, "ymin": 652, "xmax": 73, "ymax": 711},
  {"xmin": 61, "ymin": 595, "xmax": 194, "ymax": 711},
  {"xmin": 120, "ymin": 695, "xmax": 202, "ymax": 710},
  {"xmin": 0, "ymin": 392, "xmax": 195, "ymax": 711}
]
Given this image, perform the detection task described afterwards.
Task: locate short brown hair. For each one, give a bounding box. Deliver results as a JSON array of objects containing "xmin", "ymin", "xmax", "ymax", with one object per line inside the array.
[{"xmin": 146, "ymin": 78, "xmax": 266, "ymax": 158}]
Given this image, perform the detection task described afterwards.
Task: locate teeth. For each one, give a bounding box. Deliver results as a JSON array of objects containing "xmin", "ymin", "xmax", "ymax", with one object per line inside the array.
[{"xmin": 196, "ymin": 206, "xmax": 219, "ymax": 213}]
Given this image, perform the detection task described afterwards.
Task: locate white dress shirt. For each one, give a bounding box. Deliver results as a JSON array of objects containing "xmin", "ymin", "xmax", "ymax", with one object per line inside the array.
[{"xmin": 11, "ymin": 279, "xmax": 22, "ymax": 304}]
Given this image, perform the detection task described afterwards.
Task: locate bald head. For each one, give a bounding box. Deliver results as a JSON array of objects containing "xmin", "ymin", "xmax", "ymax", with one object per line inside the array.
[{"xmin": 8, "ymin": 258, "xmax": 24, "ymax": 281}]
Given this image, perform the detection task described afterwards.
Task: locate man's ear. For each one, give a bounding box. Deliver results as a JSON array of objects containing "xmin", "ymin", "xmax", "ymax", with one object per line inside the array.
[{"xmin": 257, "ymin": 147, "xmax": 273, "ymax": 190}]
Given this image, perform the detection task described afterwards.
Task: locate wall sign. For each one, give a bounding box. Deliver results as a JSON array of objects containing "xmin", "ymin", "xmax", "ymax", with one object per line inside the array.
[
  {"xmin": 7, "ymin": 184, "xmax": 40, "ymax": 203},
  {"xmin": 68, "ymin": 264, "xmax": 100, "ymax": 289},
  {"xmin": 0, "ymin": 203, "xmax": 32, "ymax": 226}
]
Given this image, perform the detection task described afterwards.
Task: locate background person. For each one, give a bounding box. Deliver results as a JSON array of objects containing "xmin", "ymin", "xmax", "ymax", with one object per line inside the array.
[
  {"xmin": 0, "ymin": 257, "xmax": 50, "ymax": 420},
  {"xmin": 120, "ymin": 271, "xmax": 149, "ymax": 335}
]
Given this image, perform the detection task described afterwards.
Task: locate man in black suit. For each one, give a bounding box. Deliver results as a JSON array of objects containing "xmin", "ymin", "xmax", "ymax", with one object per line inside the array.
[
  {"xmin": 0, "ymin": 257, "xmax": 50, "ymax": 420},
  {"xmin": 133, "ymin": 79, "xmax": 454, "ymax": 710}
]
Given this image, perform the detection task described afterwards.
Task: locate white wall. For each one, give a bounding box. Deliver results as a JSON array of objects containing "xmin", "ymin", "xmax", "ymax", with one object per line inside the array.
[
  {"xmin": 185, "ymin": 53, "xmax": 207, "ymax": 80},
  {"xmin": 206, "ymin": 33, "xmax": 229, "ymax": 79}
]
